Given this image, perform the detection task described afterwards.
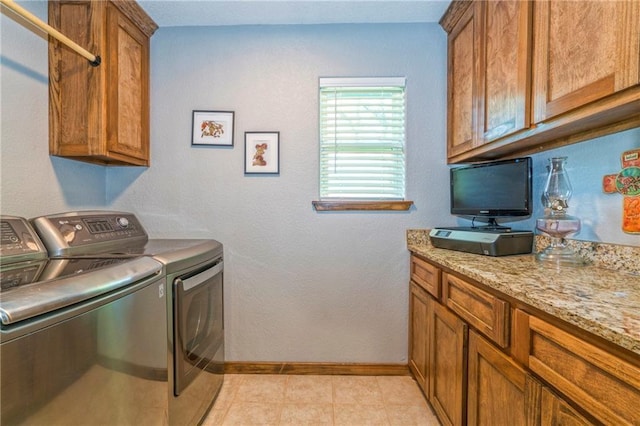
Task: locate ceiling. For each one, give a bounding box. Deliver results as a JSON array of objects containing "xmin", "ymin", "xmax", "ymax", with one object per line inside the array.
[{"xmin": 137, "ymin": 0, "xmax": 451, "ymax": 27}]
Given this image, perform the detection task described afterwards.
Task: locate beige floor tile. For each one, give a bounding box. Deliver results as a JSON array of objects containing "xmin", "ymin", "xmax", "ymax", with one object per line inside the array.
[
  {"xmin": 222, "ymin": 374, "xmax": 245, "ymax": 392},
  {"xmin": 334, "ymin": 404, "xmax": 389, "ymax": 426},
  {"xmin": 279, "ymin": 403, "xmax": 334, "ymax": 425},
  {"xmin": 376, "ymin": 376, "xmax": 426, "ymax": 406},
  {"xmin": 285, "ymin": 375, "xmax": 333, "ymax": 404},
  {"xmin": 201, "ymin": 409, "xmax": 229, "ymax": 426},
  {"xmin": 385, "ymin": 404, "xmax": 440, "ymax": 426},
  {"xmin": 213, "ymin": 378, "xmax": 241, "ymax": 412},
  {"xmin": 235, "ymin": 374, "xmax": 288, "ymax": 403},
  {"xmin": 221, "ymin": 402, "xmax": 282, "ymax": 425},
  {"xmin": 333, "ymin": 376, "xmax": 384, "ymax": 405},
  {"xmin": 203, "ymin": 374, "xmax": 438, "ymax": 425}
]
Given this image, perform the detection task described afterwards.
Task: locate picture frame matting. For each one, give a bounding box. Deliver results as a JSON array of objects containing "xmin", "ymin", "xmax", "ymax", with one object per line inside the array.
[
  {"xmin": 192, "ymin": 110, "xmax": 235, "ymax": 146},
  {"xmin": 244, "ymin": 132, "xmax": 280, "ymax": 174}
]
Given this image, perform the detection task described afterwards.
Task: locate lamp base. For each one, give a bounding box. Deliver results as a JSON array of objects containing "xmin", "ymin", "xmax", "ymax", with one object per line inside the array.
[
  {"xmin": 535, "ymin": 215, "xmax": 585, "ymax": 266},
  {"xmin": 535, "ymin": 244, "xmax": 585, "ymax": 265}
]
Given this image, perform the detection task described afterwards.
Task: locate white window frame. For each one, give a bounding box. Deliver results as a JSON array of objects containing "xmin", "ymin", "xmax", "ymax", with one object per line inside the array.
[{"xmin": 318, "ymin": 77, "xmax": 407, "ymax": 202}]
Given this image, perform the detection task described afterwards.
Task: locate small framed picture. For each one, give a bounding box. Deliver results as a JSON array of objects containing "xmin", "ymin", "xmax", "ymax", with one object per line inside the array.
[
  {"xmin": 244, "ymin": 132, "xmax": 280, "ymax": 174},
  {"xmin": 192, "ymin": 110, "xmax": 234, "ymax": 146}
]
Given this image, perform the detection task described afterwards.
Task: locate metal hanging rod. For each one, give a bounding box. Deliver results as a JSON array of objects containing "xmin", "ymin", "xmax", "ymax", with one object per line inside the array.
[{"xmin": 0, "ymin": 0, "xmax": 101, "ymax": 67}]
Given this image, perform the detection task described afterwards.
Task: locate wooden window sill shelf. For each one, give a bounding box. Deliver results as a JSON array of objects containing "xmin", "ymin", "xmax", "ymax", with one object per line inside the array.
[{"xmin": 312, "ymin": 201, "xmax": 414, "ymax": 211}]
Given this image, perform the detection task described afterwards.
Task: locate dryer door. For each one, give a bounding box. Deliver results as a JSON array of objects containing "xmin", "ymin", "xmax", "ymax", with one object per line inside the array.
[{"xmin": 173, "ymin": 259, "xmax": 223, "ymax": 396}]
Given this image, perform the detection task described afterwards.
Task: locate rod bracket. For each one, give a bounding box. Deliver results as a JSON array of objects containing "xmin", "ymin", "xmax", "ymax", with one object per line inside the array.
[{"xmin": 89, "ymin": 55, "xmax": 101, "ymax": 67}]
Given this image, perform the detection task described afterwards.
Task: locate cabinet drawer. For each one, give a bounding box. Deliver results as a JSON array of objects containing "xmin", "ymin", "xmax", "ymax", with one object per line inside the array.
[
  {"xmin": 443, "ymin": 272, "xmax": 509, "ymax": 348},
  {"xmin": 527, "ymin": 315, "xmax": 640, "ymax": 425},
  {"xmin": 411, "ymin": 255, "xmax": 441, "ymax": 298}
]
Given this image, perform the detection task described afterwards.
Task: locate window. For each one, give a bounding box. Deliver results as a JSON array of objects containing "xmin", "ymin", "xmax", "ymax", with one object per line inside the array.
[{"xmin": 318, "ymin": 77, "xmax": 407, "ymax": 204}]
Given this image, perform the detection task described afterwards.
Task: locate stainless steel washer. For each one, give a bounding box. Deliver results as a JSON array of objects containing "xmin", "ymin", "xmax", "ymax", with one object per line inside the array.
[{"xmin": 0, "ymin": 216, "xmax": 167, "ymax": 425}]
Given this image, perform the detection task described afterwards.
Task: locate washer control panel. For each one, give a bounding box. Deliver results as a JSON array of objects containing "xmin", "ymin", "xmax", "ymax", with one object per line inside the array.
[
  {"xmin": 0, "ymin": 216, "xmax": 48, "ymax": 262},
  {"xmin": 31, "ymin": 211, "xmax": 149, "ymax": 256}
]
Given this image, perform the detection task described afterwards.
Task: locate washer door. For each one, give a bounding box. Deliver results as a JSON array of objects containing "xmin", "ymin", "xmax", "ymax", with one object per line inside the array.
[{"xmin": 173, "ymin": 260, "xmax": 223, "ymax": 396}]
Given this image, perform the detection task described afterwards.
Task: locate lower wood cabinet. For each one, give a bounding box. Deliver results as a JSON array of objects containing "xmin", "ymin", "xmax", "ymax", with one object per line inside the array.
[
  {"xmin": 407, "ymin": 254, "xmax": 639, "ymax": 426},
  {"xmin": 467, "ymin": 330, "xmax": 540, "ymax": 425},
  {"xmin": 411, "ymin": 255, "xmax": 441, "ymax": 298},
  {"xmin": 429, "ymin": 300, "xmax": 467, "ymax": 426},
  {"xmin": 521, "ymin": 312, "xmax": 640, "ymax": 425},
  {"xmin": 540, "ymin": 387, "xmax": 592, "ymax": 426},
  {"xmin": 409, "ymin": 282, "xmax": 429, "ymax": 392},
  {"xmin": 443, "ymin": 272, "xmax": 509, "ymax": 348}
]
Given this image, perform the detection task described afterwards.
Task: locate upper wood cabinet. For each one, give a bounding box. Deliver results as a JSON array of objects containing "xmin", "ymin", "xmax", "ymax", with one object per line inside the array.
[
  {"xmin": 49, "ymin": 0, "xmax": 158, "ymax": 166},
  {"xmin": 446, "ymin": 2, "xmax": 479, "ymax": 158},
  {"xmin": 477, "ymin": 0, "xmax": 532, "ymax": 143},
  {"xmin": 441, "ymin": 0, "xmax": 640, "ymax": 163},
  {"xmin": 533, "ymin": 1, "xmax": 640, "ymax": 122}
]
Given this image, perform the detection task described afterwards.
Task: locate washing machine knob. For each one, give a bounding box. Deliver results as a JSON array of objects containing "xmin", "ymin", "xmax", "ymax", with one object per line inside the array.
[
  {"xmin": 116, "ymin": 217, "xmax": 130, "ymax": 228},
  {"xmin": 59, "ymin": 224, "xmax": 76, "ymax": 243}
]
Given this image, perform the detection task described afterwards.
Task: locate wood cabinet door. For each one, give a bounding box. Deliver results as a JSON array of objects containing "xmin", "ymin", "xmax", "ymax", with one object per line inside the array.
[
  {"xmin": 447, "ymin": 2, "xmax": 479, "ymax": 159},
  {"xmin": 429, "ymin": 300, "xmax": 467, "ymax": 426},
  {"xmin": 467, "ymin": 331, "xmax": 541, "ymax": 426},
  {"xmin": 49, "ymin": 1, "xmax": 104, "ymax": 158},
  {"xmin": 540, "ymin": 387, "xmax": 594, "ymax": 426},
  {"xmin": 106, "ymin": 3, "xmax": 150, "ymax": 165},
  {"xmin": 532, "ymin": 1, "xmax": 640, "ymax": 122},
  {"xmin": 409, "ymin": 282, "xmax": 430, "ymax": 393},
  {"xmin": 477, "ymin": 0, "xmax": 532, "ymax": 143}
]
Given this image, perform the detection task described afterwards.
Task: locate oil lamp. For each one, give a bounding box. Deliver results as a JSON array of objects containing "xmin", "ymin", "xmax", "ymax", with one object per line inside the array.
[{"xmin": 535, "ymin": 157, "xmax": 584, "ymax": 265}]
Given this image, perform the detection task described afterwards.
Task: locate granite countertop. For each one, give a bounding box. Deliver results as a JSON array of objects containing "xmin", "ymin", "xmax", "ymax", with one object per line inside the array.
[{"xmin": 407, "ymin": 230, "xmax": 640, "ymax": 357}]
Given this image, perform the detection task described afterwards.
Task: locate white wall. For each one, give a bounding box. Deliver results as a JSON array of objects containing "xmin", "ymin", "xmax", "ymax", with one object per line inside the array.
[
  {"xmin": 1, "ymin": 2, "xmax": 638, "ymax": 363},
  {"xmin": 107, "ymin": 24, "xmax": 449, "ymax": 362},
  {"xmin": 0, "ymin": 1, "xmax": 106, "ymax": 217}
]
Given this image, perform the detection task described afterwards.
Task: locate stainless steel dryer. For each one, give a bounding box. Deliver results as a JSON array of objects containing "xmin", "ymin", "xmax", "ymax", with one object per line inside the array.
[{"xmin": 143, "ymin": 239, "xmax": 224, "ymax": 426}]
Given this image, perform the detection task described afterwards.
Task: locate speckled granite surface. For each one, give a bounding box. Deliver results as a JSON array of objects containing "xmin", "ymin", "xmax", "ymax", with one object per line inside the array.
[{"xmin": 407, "ymin": 229, "xmax": 640, "ymax": 357}]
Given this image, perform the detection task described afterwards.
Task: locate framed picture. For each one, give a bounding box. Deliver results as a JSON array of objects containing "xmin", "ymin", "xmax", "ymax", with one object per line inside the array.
[
  {"xmin": 192, "ymin": 110, "xmax": 234, "ymax": 146},
  {"xmin": 244, "ymin": 132, "xmax": 280, "ymax": 174}
]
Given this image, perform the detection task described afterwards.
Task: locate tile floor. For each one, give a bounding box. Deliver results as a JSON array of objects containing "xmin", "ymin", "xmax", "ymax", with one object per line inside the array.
[{"xmin": 202, "ymin": 374, "xmax": 441, "ymax": 425}]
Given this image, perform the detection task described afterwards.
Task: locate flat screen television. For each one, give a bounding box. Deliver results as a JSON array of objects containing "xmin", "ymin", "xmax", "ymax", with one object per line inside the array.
[{"xmin": 450, "ymin": 157, "xmax": 532, "ymax": 228}]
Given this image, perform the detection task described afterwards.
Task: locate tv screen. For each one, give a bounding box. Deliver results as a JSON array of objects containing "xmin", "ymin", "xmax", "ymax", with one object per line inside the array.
[{"xmin": 450, "ymin": 157, "xmax": 532, "ymax": 218}]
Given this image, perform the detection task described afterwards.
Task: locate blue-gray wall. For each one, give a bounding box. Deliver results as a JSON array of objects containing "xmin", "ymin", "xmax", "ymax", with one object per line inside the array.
[
  {"xmin": 1, "ymin": 1, "xmax": 638, "ymax": 363},
  {"xmin": 1, "ymin": 1, "xmax": 106, "ymax": 216},
  {"xmin": 515, "ymin": 130, "xmax": 640, "ymax": 245},
  {"xmin": 107, "ymin": 24, "xmax": 449, "ymax": 362}
]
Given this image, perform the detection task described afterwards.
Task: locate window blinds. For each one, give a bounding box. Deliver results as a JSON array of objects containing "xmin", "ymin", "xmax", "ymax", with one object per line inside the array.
[{"xmin": 319, "ymin": 77, "xmax": 406, "ymax": 200}]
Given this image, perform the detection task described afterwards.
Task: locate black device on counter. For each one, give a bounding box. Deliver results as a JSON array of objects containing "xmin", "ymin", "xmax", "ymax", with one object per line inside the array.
[
  {"xmin": 431, "ymin": 157, "xmax": 534, "ymax": 256},
  {"xmin": 429, "ymin": 228, "xmax": 533, "ymax": 256},
  {"xmin": 450, "ymin": 157, "xmax": 532, "ymax": 229}
]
